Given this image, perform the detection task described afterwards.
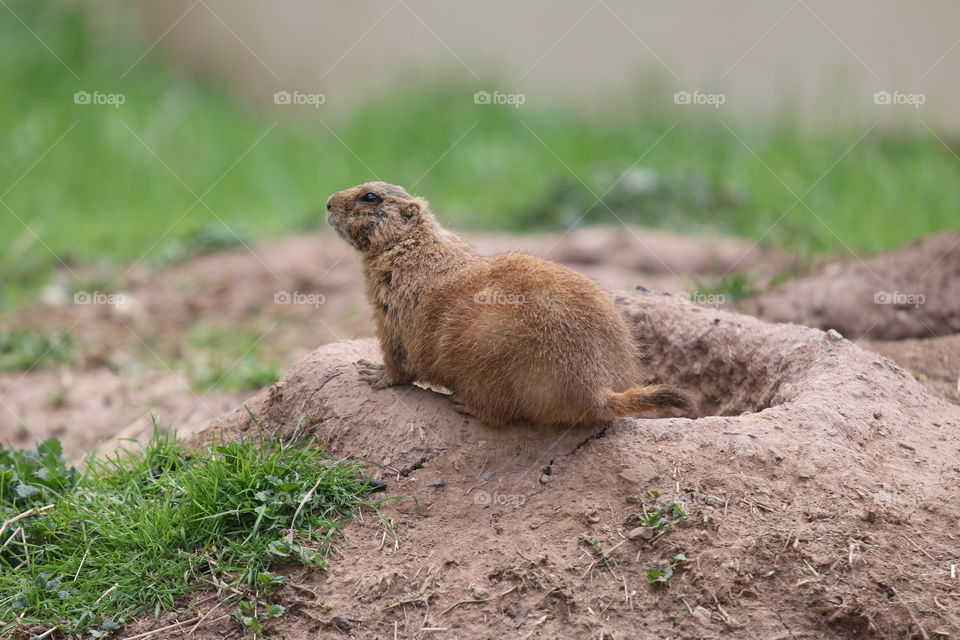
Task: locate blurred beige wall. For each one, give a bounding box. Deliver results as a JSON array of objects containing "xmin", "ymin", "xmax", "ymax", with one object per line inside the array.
[{"xmin": 128, "ymin": 0, "xmax": 959, "ymax": 129}]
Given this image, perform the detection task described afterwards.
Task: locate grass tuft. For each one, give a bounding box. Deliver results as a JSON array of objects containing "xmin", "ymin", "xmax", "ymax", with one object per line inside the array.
[{"xmin": 0, "ymin": 427, "xmax": 374, "ymax": 638}]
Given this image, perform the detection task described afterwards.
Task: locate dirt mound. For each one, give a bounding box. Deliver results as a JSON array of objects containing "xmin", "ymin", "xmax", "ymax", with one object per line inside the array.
[
  {"xmin": 863, "ymin": 334, "xmax": 960, "ymax": 405},
  {"xmin": 746, "ymin": 230, "xmax": 960, "ymax": 340},
  {"xmin": 2, "ymin": 228, "xmax": 793, "ymax": 455},
  {"xmin": 170, "ymin": 291, "xmax": 960, "ymax": 640},
  {"xmin": 472, "ymin": 226, "xmax": 795, "ymax": 294}
]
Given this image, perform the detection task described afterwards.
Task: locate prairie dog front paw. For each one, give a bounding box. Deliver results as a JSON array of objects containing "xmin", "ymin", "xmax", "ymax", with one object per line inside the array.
[{"xmin": 356, "ymin": 359, "xmax": 393, "ymax": 390}]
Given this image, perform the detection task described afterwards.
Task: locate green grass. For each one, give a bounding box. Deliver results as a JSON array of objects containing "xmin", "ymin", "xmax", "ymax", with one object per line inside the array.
[
  {"xmin": 190, "ymin": 356, "xmax": 282, "ymax": 393},
  {"xmin": 185, "ymin": 324, "xmax": 282, "ymax": 392},
  {"xmin": 687, "ymin": 273, "xmax": 759, "ymax": 308},
  {"xmin": 150, "ymin": 222, "xmax": 252, "ymax": 268},
  {"xmin": 2, "ymin": 1, "xmax": 959, "ymax": 311},
  {"xmin": 0, "ymin": 329, "xmax": 74, "ymax": 373},
  {"xmin": 0, "ymin": 429, "xmax": 376, "ymax": 638}
]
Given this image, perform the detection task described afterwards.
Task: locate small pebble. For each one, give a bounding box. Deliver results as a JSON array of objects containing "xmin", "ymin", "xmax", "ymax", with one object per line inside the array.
[
  {"xmin": 427, "ymin": 478, "xmax": 445, "ymax": 488},
  {"xmin": 483, "ymin": 470, "xmax": 496, "ymax": 481},
  {"xmin": 333, "ymin": 616, "xmax": 352, "ymax": 631},
  {"xmin": 691, "ymin": 606, "xmax": 712, "ymax": 626},
  {"xmin": 826, "ymin": 329, "xmax": 843, "ymax": 341},
  {"xmin": 626, "ymin": 526, "xmax": 654, "ymax": 541}
]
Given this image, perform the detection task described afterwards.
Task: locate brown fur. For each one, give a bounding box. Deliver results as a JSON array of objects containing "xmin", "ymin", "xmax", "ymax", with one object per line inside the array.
[{"xmin": 326, "ymin": 181, "xmax": 688, "ymax": 426}]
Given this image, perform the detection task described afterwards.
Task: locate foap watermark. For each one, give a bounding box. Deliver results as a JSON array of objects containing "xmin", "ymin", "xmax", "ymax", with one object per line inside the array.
[
  {"xmin": 678, "ymin": 291, "xmax": 726, "ymax": 307},
  {"xmin": 873, "ymin": 90, "xmax": 925, "ymax": 109},
  {"xmin": 874, "ymin": 291, "xmax": 925, "ymax": 307},
  {"xmin": 872, "ymin": 490, "xmax": 921, "ymax": 507},
  {"xmin": 73, "ymin": 91, "xmax": 125, "ymax": 108},
  {"xmin": 273, "ymin": 90, "xmax": 326, "ymax": 108},
  {"xmin": 274, "ymin": 291, "xmax": 326, "ymax": 307},
  {"xmin": 74, "ymin": 291, "xmax": 125, "ymax": 308},
  {"xmin": 474, "ymin": 91, "xmax": 526, "ymax": 108},
  {"xmin": 473, "ymin": 490, "xmax": 525, "ymax": 507},
  {"xmin": 674, "ymin": 90, "xmax": 725, "ymax": 109},
  {"xmin": 473, "ymin": 291, "xmax": 525, "ymax": 305}
]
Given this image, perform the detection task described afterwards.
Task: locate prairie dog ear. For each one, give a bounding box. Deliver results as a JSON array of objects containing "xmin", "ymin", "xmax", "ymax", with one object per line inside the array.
[{"xmin": 401, "ymin": 197, "xmax": 428, "ymax": 219}]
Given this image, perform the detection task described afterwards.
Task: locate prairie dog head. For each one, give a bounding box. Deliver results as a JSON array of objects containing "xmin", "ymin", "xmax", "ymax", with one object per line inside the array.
[{"xmin": 326, "ymin": 182, "xmax": 433, "ymax": 252}]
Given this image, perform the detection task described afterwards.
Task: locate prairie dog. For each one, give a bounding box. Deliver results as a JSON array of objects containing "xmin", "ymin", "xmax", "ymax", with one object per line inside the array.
[{"xmin": 326, "ymin": 181, "xmax": 688, "ymax": 426}]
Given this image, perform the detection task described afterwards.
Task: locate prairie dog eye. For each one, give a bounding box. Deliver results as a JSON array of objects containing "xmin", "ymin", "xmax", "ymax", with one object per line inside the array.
[{"xmin": 361, "ymin": 192, "xmax": 381, "ymax": 203}]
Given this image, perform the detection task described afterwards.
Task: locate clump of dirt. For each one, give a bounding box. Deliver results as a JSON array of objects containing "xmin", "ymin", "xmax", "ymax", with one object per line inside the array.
[
  {"xmin": 746, "ymin": 230, "xmax": 960, "ymax": 340},
  {"xmin": 163, "ymin": 290, "xmax": 960, "ymax": 640}
]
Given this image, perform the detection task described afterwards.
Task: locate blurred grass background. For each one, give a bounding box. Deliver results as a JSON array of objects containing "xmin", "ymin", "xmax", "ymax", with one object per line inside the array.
[{"xmin": 2, "ymin": 1, "xmax": 959, "ymax": 310}]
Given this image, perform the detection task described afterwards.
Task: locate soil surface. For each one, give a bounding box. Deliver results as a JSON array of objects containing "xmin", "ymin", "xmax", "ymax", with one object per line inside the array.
[
  {"xmin": 2, "ymin": 226, "xmax": 959, "ymax": 639},
  {"xmin": 127, "ymin": 291, "xmax": 960, "ymax": 640},
  {"xmin": 746, "ymin": 230, "xmax": 960, "ymax": 340},
  {"xmin": 0, "ymin": 227, "xmax": 794, "ymax": 458},
  {"xmin": 863, "ymin": 334, "xmax": 960, "ymax": 405}
]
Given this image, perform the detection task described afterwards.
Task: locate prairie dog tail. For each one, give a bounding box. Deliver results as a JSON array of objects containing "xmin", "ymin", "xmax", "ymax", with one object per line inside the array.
[{"xmin": 594, "ymin": 385, "xmax": 689, "ymax": 420}]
